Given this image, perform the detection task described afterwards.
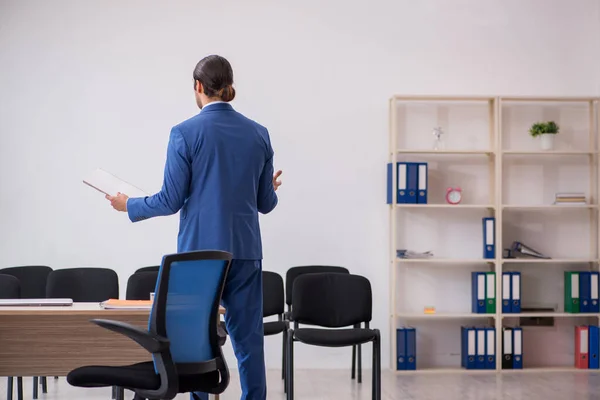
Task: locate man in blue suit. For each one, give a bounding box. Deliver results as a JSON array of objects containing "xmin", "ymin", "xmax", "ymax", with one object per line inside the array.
[{"xmin": 107, "ymin": 55, "xmax": 281, "ymax": 400}]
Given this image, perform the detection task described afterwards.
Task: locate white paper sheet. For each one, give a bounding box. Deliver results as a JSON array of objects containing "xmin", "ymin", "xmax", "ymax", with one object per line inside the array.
[{"xmin": 83, "ymin": 168, "xmax": 148, "ymax": 198}]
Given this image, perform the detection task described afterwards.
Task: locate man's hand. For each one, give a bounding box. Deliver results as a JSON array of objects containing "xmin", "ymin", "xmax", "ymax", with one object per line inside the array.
[
  {"xmin": 106, "ymin": 192, "xmax": 129, "ymax": 212},
  {"xmin": 273, "ymin": 170, "xmax": 282, "ymax": 191}
]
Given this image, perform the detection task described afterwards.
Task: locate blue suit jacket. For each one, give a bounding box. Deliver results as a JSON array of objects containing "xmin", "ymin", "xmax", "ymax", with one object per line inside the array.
[{"xmin": 127, "ymin": 102, "xmax": 278, "ymax": 260}]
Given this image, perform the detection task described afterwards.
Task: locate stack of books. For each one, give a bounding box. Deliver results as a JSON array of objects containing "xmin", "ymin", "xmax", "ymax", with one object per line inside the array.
[{"xmin": 554, "ymin": 192, "xmax": 587, "ymax": 205}]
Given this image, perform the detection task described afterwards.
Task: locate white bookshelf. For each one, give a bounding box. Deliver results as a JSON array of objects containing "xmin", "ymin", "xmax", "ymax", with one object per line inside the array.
[{"xmin": 389, "ymin": 95, "xmax": 600, "ymax": 374}]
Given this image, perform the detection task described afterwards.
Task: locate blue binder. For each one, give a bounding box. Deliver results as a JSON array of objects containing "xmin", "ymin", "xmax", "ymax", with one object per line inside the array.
[
  {"xmin": 396, "ymin": 328, "xmax": 407, "ymax": 370},
  {"xmin": 417, "ymin": 162, "xmax": 428, "ymax": 204},
  {"xmin": 512, "ymin": 327, "xmax": 523, "ymax": 369},
  {"xmin": 386, "ymin": 163, "xmax": 393, "ymax": 204},
  {"xmin": 482, "ymin": 217, "xmax": 495, "ymax": 259},
  {"xmin": 472, "ymin": 272, "xmax": 486, "ymax": 314},
  {"xmin": 406, "ymin": 327, "xmax": 416, "ymax": 370},
  {"xmin": 475, "ymin": 328, "xmax": 486, "ymax": 369},
  {"xmin": 461, "ymin": 326, "xmax": 466, "ymax": 368},
  {"xmin": 510, "ymin": 271, "xmax": 521, "ymax": 313},
  {"xmin": 485, "ymin": 327, "xmax": 496, "ymax": 370},
  {"xmin": 386, "ymin": 162, "xmax": 408, "ymax": 204},
  {"xmin": 502, "ymin": 272, "xmax": 512, "ymax": 313},
  {"xmin": 592, "ymin": 272, "xmax": 599, "ymax": 313},
  {"xmin": 589, "ymin": 325, "xmax": 599, "ymax": 369},
  {"xmin": 406, "ymin": 163, "xmax": 418, "ymax": 204},
  {"xmin": 397, "ymin": 162, "xmax": 409, "ymax": 203},
  {"xmin": 463, "ymin": 327, "xmax": 476, "ymax": 369},
  {"xmin": 581, "ymin": 271, "xmax": 592, "ymax": 313}
]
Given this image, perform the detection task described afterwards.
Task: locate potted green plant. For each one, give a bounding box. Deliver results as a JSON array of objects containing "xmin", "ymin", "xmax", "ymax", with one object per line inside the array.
[{"xmin": 529, "ymin": 121, "xmax": 559, "ymax": 150}]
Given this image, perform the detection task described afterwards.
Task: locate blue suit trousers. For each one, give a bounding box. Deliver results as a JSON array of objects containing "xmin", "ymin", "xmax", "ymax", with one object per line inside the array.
[{"xmin": 193, "ymin": 259, "xmax": 266, "ymax": 400}]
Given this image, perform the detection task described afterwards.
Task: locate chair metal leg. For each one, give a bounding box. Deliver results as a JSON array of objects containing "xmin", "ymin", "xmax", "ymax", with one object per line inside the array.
[
  {"xmin": 112, "ymin": 386, "xmax": 117, "ymax": 399},
  {"xmin": 375, "ymin": 332, "xmax": 381, "ymax": 400},
  {"xmin": 286, "ymin": 330, "xmax": 294, "ymax": 400},
  {"xmin": 33, "ymin": 377, "xmax": 39, "ymax": 399},
  {"xmin": 17, "ymin": 377, "xmax": 23, "ymax": 400},
  {"xmin": 283, "ymin": 329, "xmax": 288, "ymax": 394},
  {"xmin": 351, "ymin": 345, "xmax": 356, "ymax": 379},
  {"xmin": 41, "ymin": 376, "xmax": 48, "ymax": 393},
  {"xmin": 358, "ymin": 344, "xmax": 362, "ymax": 383},
  {"xmin": 372, "ymin": 342, "xmax": 375, "ymax": 400},
  {"xmin": 116, "ymin": 386, "xmax": 125, "ymax": 400},
  {"xmin": 7, "ymin": 377, "xmax": 13, "ymax": 400},
  {"xmin": 282, "ymin": 330, "xmax": 286, "ymax": 380}
]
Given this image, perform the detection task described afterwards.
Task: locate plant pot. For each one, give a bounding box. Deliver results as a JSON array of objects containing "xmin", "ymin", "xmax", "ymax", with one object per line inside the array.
[{"xmin": 540, "ymin": 134, "xmax": 554, "ymax": 150}]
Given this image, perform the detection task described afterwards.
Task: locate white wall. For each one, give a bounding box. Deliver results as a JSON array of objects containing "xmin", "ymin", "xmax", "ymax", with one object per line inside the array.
[{"xmin": 0, "ymin": 0, "xmax": 599, "ymax": 371}]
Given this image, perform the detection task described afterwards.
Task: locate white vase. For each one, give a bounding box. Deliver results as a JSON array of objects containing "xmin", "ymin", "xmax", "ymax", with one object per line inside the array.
[{"xmin": 540, "ymin": 134, "xmax": 554, "ymax": 150}]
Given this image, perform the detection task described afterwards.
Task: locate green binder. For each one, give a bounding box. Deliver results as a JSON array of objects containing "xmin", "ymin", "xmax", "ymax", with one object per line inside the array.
[
  {"xmin": 486, "ymin": 272, "xmax": 496, "ymax": 314},
  {"xmin": 565, "ymin": 271, "xmax": 580, "ymax": 313}
]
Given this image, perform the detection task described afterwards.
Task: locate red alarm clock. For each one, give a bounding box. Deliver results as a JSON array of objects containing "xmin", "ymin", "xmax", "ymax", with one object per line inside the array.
[{"xmin": 446, "ymin": 187, "xmax": 462, "ymax": 204}]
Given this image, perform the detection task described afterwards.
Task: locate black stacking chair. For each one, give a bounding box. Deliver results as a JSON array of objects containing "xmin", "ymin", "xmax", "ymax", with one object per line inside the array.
[
  {"xmin": 0, "ymin": 274, "xmax": 22, "ymax": 400},
  {"xmin": 135, "ymin": 266, "xmax": 160, "ymax": 274},
  {"xmin": 284, "ymin": 266, "xmax": 363, "ymax": 381},
  {"xmin": 0, "ymin": 273, "xmax": 20, "ymax": 297},
  {"xmin": 46, "ymin": 268, "xmax": 119, "ymax": 301},
  {"xmin": 286, "ymin": 273, "xmax": 381, "ymax": 400},
  {"xmin": 262, "ymin": 271, "xmax": 287, "ymax": 382},
  {"xmin": 126, "ymin": 271, "xmax": 159, "ymax": 300},
  {"xmin": 0, "ymin": 266, "xmax": 53, "ymax": 298},
  {"xmin": 0, "ymin": 266, "xmax": 53, "ymax": 399},
  {"xmin": 46, "ymin": 267, "xmax": 120, "ymax": 397},
  {"xmin": 67, "ymin": 250, "xmax": 232, "ymax": 400}
]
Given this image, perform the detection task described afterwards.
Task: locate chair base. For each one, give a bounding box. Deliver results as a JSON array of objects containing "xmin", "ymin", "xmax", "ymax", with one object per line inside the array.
[{"xmin": 285, "ymin": 328, "xmax": 381, "ymax": 400}]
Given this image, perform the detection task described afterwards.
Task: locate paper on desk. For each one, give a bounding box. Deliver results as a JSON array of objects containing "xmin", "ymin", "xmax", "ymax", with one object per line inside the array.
[
  {"xmin": 83, "ymin": 168, "xmax": 148, "ymax": 198},
  {"xmin": 100, "ymin": 299, "xmax": 153, "ymax": 310}
]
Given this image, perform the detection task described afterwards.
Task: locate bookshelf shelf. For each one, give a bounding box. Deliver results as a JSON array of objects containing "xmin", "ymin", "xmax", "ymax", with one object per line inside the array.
[
  {"xmin": 396, "ymin": 204, "xmax": 495, "ymax": 209},
  {"xmin": 389, "ymin": 95, "xmax": 600, "ymax": 374},
  {"xmin": 395, "ymin": 149, "xmax": 493, "ymax": 155},
  {"xmin": 394, "ymin": 366, "xmax": 600, "ymax": 375},
  {"xmin": 501, "ymin": 367, "xmax": 600, "ymax": 373},
  {"xmin": 500, "ymin": 96, "xmax": 598, "ymax": 103},
  {"xmin": 396, "ymin": 258, "xmax": 495, "ymax": 265},
  {"xmin": 397, "ymin": 313, "xmax": 494, "ymax": 319},
  {"xmin": 394, "ymin": 368, "xmax": 495, "ymax": 375},
  {"xmin": 502, "ymin": 205, "xmax": 598, "ymax": 211},
  {"xmin": 502, "ymin": 150, "xmax": 597, "ymax": 155},
  {"xmin": 502, "ymin": 312, "xmax": 600, "ymax": 318},
  {"xmin": 502, "ymin": 259, "xmax": 599, "ymax": 264}
]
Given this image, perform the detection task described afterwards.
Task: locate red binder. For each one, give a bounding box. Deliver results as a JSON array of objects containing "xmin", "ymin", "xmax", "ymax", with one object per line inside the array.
[{"xmin": 575, "ymin": 326, "xmax": 589, "ymax": 369}]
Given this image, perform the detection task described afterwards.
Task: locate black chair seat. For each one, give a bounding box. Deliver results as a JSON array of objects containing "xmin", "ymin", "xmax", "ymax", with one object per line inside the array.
[
  {"xmin": 67, "ymin": 362, "xmax": 159, "ymax": 390},
  {"xmin": 294, "ymin": 328, "xmax": 376, "ymax": 347},
  {"xmin": 68, "ymin": 361, "xmax": 222, "ymax": 395},
  {"xmin": 264, "ymin": 320, "xmax": 286, "ymax": 336}
]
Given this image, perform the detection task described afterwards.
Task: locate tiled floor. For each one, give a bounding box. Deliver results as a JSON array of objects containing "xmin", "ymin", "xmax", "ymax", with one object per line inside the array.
[{"xmin": 2, "ymin": 370, "xmax": 600, "ymax": 399}]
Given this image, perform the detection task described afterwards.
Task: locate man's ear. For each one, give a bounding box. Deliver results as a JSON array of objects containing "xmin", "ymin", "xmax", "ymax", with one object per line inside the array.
[{"xmin": 195, "ymin": 80, "xmax": 204, "ymax": 94}]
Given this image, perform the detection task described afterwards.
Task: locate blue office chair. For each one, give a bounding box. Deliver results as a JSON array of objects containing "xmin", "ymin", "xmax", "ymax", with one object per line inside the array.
[{"xmin": 66, "ymin": 250, "xmax": 232, "ymax": 400}]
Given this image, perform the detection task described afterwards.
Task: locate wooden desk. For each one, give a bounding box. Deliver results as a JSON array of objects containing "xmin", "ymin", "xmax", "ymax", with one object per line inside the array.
[{"xmin": 0, "ymin": 303, "xmax": 226, "ymax": 398}]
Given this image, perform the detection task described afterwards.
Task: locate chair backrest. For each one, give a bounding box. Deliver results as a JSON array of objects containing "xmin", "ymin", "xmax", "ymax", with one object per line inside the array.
[
  {"xmin": 126, "ymin": 271, "xmax": 159, "ymax": 300},
  {"xmin": 46, "ymin": 268, "xmax": 119, "ymax": 302},
  {"xmin": 135, "ymin": 266, "xmax": 160, "ymax": 274},
  {"xmin": 0, "ymin": 266, "xmax": 53, "ymax": 298},
  {"xmin": 0, "ymin": 274, "xmax": 20, "ymax": 299},
  {"xmin": 291, "ymin": 272, "xmax": 372, "ymax": 328},
  {"xmin": 148, "ymin": 250, "xmax": 232, "ymax": 397},
  {"xmin": 285, "ymin": 265, "xmax": 349, "ymax": 307},
  {"xmin": 262, "ymin": 271, "xmax": 284, "ymax": 317}
]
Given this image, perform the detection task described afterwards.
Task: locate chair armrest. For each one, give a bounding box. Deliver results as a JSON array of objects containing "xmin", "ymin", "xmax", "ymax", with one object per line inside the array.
[{"xmin": 91, "ymin": 319, "xmax": 169, "ymax": 353}]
